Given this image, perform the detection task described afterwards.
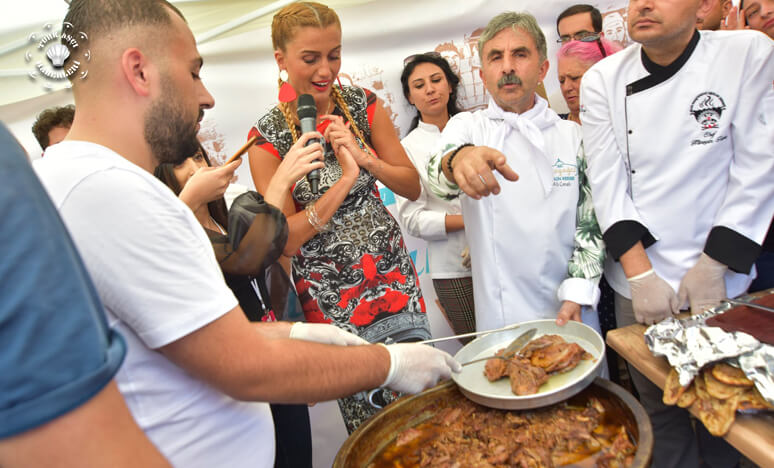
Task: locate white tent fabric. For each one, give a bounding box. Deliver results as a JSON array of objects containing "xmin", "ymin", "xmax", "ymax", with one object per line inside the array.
[{"xmin": 2, "ymin": 1, "xmax": 631, "ymax": 466}]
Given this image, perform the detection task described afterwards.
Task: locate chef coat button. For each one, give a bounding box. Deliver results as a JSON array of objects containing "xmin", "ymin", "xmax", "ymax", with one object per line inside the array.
[
  {"xmin": 628, "ymin": 130, "xmax": 633, "ymax": 134},
  {"xmin": 631, "ymin": 170, "xmax": 636, "ymax": 174}
]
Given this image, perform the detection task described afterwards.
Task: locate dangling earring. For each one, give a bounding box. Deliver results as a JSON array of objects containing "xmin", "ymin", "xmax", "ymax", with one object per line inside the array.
[{"xmin": 278, "ymin": 69, "xmax": 297, "ymax": 103}]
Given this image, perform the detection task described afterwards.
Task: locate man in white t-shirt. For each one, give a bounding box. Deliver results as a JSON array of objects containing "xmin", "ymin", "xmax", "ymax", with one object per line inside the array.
[{"xmin": 33, "ymin": 2, "xmax": 460, "ymax": 467}]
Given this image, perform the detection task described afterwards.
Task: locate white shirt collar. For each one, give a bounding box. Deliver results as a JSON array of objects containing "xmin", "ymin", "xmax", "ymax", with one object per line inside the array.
[{"xmin": 416, "ymin": 119, "xmax": 442, "ymax": 134}]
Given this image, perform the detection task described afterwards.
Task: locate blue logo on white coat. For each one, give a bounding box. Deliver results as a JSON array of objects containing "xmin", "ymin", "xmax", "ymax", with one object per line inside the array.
[{"xmin": 552, "ymin": 159, "xmax": 577, "ymax": 187}]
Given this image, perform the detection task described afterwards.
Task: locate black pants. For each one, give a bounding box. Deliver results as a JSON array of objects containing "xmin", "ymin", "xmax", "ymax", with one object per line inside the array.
[{"xmin": 270, "ymin": 403, "xmax": 313, "ymax": 468}]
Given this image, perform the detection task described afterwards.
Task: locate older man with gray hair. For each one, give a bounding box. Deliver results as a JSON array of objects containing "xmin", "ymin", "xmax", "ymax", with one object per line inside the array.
[{"xmin": 427, "ymin": 11, "xmax": 605, "ymax": 335}]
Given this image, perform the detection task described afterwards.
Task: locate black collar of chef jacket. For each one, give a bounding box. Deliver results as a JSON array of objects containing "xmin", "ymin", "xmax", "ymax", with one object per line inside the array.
[{"xmin": 626, "ymin": 29, "xmax": 700, "ymax": 96}]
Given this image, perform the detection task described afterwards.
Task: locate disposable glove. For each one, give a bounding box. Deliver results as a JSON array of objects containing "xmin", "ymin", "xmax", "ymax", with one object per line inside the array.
[
  {"xmin": 461, "ymin": 246, "xmax": 471, "ymax": 269},
  {"xmin": 677, "ymin": 253, "xmax": 727, "ymax": 315},
  {"xmin": 627, "ymin": 269, "xmax": 679, "ymax": 325},
  {"xmin": 381, "ymin": 343, "xmax": 462, "ymax": 394},
  {"xmin": 289, "ymin": 323, "xmax": 368, "ymax": 346}
]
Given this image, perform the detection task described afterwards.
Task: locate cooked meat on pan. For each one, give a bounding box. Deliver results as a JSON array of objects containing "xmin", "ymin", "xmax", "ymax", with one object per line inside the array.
[{"xmin": 369, "ymin": 395, "xmax": 635, "ymax": 468}]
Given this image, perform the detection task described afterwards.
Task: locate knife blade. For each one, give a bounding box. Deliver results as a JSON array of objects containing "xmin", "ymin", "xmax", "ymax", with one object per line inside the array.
[
  {"xmin": 462, "ymin": 328, "xmax": 538, "ymax": 367},
  {"xmin": 724, "ymin": 298, "xmax": 774, "ymax": 314}
]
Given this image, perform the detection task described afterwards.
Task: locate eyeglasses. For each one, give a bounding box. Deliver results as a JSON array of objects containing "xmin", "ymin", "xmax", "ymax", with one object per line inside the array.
[
  {"xmin": 557, "ymin": 32, "xmax": 607, "ymax": 58},
  {"xmin": 403, "ymin": 51, "xmax": 443, "ymax": 67}
]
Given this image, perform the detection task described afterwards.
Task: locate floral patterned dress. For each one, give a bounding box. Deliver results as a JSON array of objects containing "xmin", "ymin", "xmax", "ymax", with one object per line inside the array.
[{"xmin": 249, "ymin": 86, "xmax": 430, "ymax": 433}]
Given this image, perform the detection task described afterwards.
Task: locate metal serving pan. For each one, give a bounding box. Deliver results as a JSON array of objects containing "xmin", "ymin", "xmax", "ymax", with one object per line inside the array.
[
  {"xmin": 452, "ymin": 319, "xmax": 605, "ymax": 409},
  {"xmin": 334, "ymin": 378, "xmax": 652, "ymax": 468}
]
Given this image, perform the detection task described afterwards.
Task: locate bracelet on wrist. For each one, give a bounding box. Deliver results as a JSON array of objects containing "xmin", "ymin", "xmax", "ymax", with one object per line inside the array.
[
  {"xmin": 446, "ymin": 144, "xmax": 473, "ymax": 175},
  {"xmin": 305, "ymin": 201, "xmax": 330, "ymax": 233}
]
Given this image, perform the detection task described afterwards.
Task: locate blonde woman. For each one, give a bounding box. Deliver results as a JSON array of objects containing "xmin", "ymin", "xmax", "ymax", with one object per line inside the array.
[{"xmin": 247, "ymin": 1, "xmax": 430, "ymax": 433}]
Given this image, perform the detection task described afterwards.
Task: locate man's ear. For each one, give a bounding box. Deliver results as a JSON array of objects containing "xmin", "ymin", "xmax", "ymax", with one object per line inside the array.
[
  {"xmin": 697, "ymin": 0, "xmax": 715, "ymax": 22},
  {"xmin": 538, "ymin": 58, "xmax": 550, "ymax": 83},
  {"xmin": 721, "ymin": 0, "xmax": 733, "ymax": 17},
  {"xmin": 120, "ymin": 48, "xmax": 153, "ymax": 97}
]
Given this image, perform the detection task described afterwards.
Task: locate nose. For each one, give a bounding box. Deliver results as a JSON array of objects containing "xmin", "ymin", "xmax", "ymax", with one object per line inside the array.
[
  {"xmin": 633, "ymin": 0, "xmax": 653, "ymax": 12},
  {"xmin": 199, "ymin": 81, "xmax": 215, "ymax": 110},
  {"xmin": 502, "ymin": 55, "xmax": 516, "ymax": 74},
  {"xmin": 317, "ymin": 59, "xmax": 334, "ymax": 79}
]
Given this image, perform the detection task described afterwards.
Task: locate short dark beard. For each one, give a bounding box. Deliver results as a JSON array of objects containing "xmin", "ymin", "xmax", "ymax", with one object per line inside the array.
[
  {"xmin": 144, "ymin": 77, "xmax": 199, "ymax": 166},
  {"xmin": 498, "ymin": 73, "xmax": 523, "ymax": 88}
]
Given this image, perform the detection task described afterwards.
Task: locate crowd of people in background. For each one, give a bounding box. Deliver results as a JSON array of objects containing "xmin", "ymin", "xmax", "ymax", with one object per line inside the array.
[{"xmin": 1, "ymin": 0, "xmax": 772, "ymax": 467}]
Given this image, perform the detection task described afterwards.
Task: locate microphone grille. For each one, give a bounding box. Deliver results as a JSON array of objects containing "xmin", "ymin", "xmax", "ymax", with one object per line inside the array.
[{"xmin": 297, "ymin": 94, "xmax": 317, "ymax": 120}]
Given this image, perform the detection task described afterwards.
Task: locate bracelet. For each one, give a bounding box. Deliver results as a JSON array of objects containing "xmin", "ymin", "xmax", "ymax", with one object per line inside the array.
[
  {"xmin": 446, "ymin": 143, "xmax": 473, "ymax": 175},
  {"xmin": 305, "ymin": 201, "xmax": 330, "ymax": 233}
]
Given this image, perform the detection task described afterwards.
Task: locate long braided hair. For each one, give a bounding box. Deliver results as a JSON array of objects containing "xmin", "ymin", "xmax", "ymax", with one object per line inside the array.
[{"xmin": 272, "ymin": 1, "xmax": 374, "ymax": 157}]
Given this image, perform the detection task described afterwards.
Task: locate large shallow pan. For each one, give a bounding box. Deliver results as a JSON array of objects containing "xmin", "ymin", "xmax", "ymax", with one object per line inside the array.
[
  {"xmin": 334, "ymin": 378, "xmax": 653, "ymax": 468},
  {"xmin": 452, "ymin": 319, "xmax": 605, "ymax": 409}
]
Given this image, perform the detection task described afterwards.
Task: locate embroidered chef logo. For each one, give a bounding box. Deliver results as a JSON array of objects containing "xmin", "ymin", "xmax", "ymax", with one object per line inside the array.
[
  {"xmin": 552, "ymin": 158, "xmax": 577, "ymax": 187},
  {"xmin": 689, "ymin": 92, "xmax": 727, "ymax": 145},
  {"xmin": 690, "ymin": 92, "xmax": 725, "ymax": 130}
]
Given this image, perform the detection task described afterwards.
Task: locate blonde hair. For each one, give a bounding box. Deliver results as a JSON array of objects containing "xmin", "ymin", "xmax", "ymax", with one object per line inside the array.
[
  {"xmin": 272, "ymin": 2, "xmax": 373, "ymax": 157},
  {"xmin": 271, "ymin": 1, "xmax": 340, "ymax": 51}
]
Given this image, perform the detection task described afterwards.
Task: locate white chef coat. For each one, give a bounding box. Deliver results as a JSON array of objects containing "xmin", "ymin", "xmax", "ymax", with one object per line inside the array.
[
  {"xmin": 428, "ymin": 97, "xmax": 602, "ymax": 332},
  {"xmin": 581, "ymin": 30, "xmax": 774, "ymax": 301},
  {"xmin": 396, "ymin": 120, "xmax": 471, "ymax": 279}
]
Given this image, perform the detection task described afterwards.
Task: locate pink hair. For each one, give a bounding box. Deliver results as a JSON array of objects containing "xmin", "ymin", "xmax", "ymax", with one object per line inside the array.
[{"xmin": 558, "ymin": 38, "xmax": 621, "ymax": 65}]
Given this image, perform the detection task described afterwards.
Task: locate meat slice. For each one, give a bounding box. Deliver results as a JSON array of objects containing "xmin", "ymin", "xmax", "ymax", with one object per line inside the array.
[
  {"xmin": 519, "ymin": 334, "xmax": 565, "ymax": 358},
  {"xmin": 530, "ymin": 341, "xmax": 587, "ymax": 374},
  {"xmin": 508, "ymin": 357, "xmax": 549, "ymax": 395},
  {"xmin": 395, "ymin": 427, "xmax": 422, "ymax": 447},
  {"xmin": 484, "ymin": 348, "xmax": 509, "ymax": 381}
]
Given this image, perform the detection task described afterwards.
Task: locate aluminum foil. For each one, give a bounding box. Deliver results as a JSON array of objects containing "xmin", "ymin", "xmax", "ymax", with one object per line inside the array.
[{"xmin": 644, "ymin": 301, "xmax": 774, "ymax": 406}]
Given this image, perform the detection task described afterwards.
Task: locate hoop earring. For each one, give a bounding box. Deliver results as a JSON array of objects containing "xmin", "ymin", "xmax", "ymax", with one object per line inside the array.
[{"xmin": 278, "ymin": 69, "xmax": 297, "ymax": 103}]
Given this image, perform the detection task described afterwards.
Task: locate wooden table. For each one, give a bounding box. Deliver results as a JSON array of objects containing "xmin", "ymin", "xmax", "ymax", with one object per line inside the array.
[{"xmin": 607, "ymin": 324, "xmax": 774, "ymax": 468}]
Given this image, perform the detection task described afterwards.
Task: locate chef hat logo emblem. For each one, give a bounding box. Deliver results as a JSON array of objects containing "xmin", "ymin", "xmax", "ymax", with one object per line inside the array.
[{"xmin": 690, "ymin": 92, "xmax": 726, "ymax": 130}]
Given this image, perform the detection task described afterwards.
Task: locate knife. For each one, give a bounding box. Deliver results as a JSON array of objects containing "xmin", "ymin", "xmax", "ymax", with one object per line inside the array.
[
  {"xmin": 724, "ymin": 298, "xmax": 774, "ymax": 314},
  {"xmin": 461, "ymin": 328, "xmax": 538, "ymax": 367}
]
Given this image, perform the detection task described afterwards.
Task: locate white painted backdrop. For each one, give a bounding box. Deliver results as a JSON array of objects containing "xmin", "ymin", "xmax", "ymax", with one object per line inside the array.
[{"xmin": 1, "ymin": 1, "xmax": 630, "ymax": 466}]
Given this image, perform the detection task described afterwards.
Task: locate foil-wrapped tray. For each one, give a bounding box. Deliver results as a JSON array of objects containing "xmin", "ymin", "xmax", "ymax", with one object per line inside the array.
[{"xmin": 644, "ymin": 291, "xmax": 774, "ymax": 407}]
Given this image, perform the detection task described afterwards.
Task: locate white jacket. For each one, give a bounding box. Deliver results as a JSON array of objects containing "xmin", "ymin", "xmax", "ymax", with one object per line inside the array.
[
  {"xmin": 580, "ymin": 30, "xmax": 774, "ymax": 300},
  {"xmin": 396, "ymin": 120, "xmax": 471, "ymax": 279},
  {"xmin": 428, "ymin": 97, "xmax": 603, "ymax": 332}
]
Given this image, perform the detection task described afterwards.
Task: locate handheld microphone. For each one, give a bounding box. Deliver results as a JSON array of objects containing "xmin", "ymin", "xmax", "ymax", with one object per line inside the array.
[{"xmin": 297, "ymin": 94, "xmax": 321, "ymax": 194}]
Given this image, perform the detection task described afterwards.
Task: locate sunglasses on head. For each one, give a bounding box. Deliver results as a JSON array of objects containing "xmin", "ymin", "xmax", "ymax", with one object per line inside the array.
[
  {"xmin": 557, "ymin": 32, "xmax": 607, "ymax": 58},
  {"xmin": 403, "ymin": 51, "xmax": 443, "ymax": 67}
]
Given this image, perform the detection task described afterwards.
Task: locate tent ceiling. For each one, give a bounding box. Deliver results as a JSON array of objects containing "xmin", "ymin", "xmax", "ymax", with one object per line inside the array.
[{"xmin": 0, "ymin": 0, "xmax": 369, "ymax": 107}]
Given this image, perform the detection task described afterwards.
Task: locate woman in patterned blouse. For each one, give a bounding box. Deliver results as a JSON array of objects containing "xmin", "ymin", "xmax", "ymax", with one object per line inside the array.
[{"xmin": 246, "ymin": 1, "xmax": 432, "ymax": 433}]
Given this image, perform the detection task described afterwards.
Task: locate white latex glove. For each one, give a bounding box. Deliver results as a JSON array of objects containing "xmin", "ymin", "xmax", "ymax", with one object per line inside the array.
[
  {"xmin": 677, "ymin": 253, "xmax": 727, "ymax": 315},
  {"xmin": 461, "ymin": 246, "xmax": 471, "ymax": 269},
  {"xmin": 381, "ymin": 343, "xmax": 462, "ymax": 394},
  {"xmin": 628, "ymin": 269, "xmax": 679, "ymax": 325},
  {"xmin": 289, "ymin": 323, "xmax": 368, "ymax": 346}
]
